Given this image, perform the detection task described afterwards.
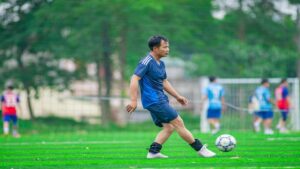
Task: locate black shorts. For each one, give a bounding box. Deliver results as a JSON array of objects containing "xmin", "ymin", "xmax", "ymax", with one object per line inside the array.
[{"xmin": 146, "ymin": 103, "xmax": 179, "ymax": 127}]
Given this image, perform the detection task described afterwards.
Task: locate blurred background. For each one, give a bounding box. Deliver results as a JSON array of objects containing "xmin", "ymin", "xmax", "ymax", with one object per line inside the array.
[{"xmin": 0, "ymin": 0, "xmax": 300, "ymax": 132}]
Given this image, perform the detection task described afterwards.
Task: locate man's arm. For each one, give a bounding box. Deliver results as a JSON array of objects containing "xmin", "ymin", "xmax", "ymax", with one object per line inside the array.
[
  {"xmin": 221, "ymin": 97, "xmax": 226, "ymax": 113},
  {"xmin": 126, "ymin": 75, "xmax": 141, "ymax": 113},
  {"xmin": 0, "ymin": 96, "xmax": 4, "ymax": 114},
  {"xmin": 163, "ymin": 79, "xmax": 188, "ymax": 106}
]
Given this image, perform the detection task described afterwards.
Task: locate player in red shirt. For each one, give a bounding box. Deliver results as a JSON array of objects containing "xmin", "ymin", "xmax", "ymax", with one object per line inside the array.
[
  {"xmin": 1, "ymin": 85, "xmax": 22, "ymax": 137},
  {"xmin": 275, "ymin": 78, "xmax": 290, "ymax": 133}
]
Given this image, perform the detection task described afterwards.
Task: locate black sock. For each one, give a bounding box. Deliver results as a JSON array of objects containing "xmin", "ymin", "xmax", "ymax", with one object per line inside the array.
[
  {"xmin": 149, "ymin": 142, "xmax": 162, "ymax": 154},
  {"xmin": 190, "ymin": 139, "xmax": 203, "ymax": 151}
]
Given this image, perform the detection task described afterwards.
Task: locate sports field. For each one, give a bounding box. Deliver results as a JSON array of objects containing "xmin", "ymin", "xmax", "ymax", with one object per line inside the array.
[{"xmin": 1, "ymin": 130, "xmax": 300, "ymax": 169}]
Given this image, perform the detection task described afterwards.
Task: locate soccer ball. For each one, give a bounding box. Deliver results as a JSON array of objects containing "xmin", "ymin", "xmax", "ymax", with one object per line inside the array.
[{"xmin": 215, "ymin": 134, "xmax": 236, "ymax": 152}]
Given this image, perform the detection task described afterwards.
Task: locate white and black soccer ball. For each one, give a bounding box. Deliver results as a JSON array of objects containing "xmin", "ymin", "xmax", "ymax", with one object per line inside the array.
[{"xmin": 215, "ymin": 134, "xmax": 236, "ymax": 152}]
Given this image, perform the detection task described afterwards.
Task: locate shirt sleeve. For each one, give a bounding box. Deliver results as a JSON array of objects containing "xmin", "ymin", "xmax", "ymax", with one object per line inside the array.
[
  {"xmin": 1, "ymin": 95, "xmax": 4, "ymax": 102},
  {"xmin": 134, "ymin": 62, "xmax": 149, "ymax": 78}
]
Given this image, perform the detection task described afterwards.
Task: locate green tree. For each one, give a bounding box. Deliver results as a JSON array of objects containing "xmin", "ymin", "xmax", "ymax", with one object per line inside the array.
[
  {"xmin": 212, "ymin": 0, "xmax": 297, "ymax": 77},
  {"xmin": 0, "ymin": 0, "xmax": 77, "ymax": 119}
]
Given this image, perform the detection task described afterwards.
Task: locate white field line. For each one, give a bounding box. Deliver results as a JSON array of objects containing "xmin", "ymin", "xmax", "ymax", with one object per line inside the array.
[
  {"xmin": 260, "ymin": 167, "xmax": 299, "ymax": 169},
  {"xmin": 267, "ymin": 137, "xmax": 300, "ymax": 141},
  {"xmin": 0, "ymin": 140, "xmax": 133, "ymax": 146},
  {"xmin": 239, "ymin": 167, "xmax": 299, "ymax": 169}
]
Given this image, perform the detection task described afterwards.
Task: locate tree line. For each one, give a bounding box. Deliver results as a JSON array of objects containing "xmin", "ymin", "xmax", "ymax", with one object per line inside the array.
[{"xmin": 0, "ymin": 0, "xmax": 299, "ymax": 124}]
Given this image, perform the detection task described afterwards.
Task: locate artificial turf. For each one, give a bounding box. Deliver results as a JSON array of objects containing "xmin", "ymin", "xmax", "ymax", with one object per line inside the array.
[{"xmin": 1, "ymin": 130, "xmax": 300, "ymax": 169}]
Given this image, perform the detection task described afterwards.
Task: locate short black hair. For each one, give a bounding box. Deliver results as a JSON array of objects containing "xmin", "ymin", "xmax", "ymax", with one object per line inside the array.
[
  {"xmin": 209, "ymin": 76, "xmax": 216, "ymax": 82},
  {"xmin": 148, "ymin": 35, "xmax": 168, "ymax": 51},
  {"xmin": 261, "ymin": 78, "xmax": 269, "ymax": 85},
  {"xmin": 7, "ymin": 85, "xmax": 14, "ymax": 90},
  {"xmin": 280, "ymin": 78, "xmax": 287, "ymax": 84}
]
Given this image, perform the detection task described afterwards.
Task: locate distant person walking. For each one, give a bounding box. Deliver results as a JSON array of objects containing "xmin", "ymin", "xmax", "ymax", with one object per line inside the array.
[
  {"xmin": 202, "ymin": 76, "xmax": 225, "ymax": 134},
  {"xmin": 126, "ymin": 35, "xmax": 216, "ymax": 159},
  {"xmin": 275, "ymin": 78, "xmax": 290, "ymax": 133},
  {"xmin": 1, "ymin": 84, "xmax": 22, "ymax": 138},
  {"xmin": 253, "ymin": 79, "xmax": 274, "ymax": 135}
]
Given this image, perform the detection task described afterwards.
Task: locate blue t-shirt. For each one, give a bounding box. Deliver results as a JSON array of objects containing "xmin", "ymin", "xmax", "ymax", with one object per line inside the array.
[
  {"xmin": 134, "ymin": 54, "xmax": 168, "ymax": 108},
  {"xmin": 203, "ymin": 83, "xmax": 224, "ymax": 109},
  {"xmin": 255, "ymin": 86, "xmax": 272, "ymax": 110}
]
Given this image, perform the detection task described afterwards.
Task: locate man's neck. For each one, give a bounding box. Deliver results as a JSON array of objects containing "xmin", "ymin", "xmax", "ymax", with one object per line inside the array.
[{"xmin": 150, "ymin": 52, "xmax": 160, "ymax": 61}]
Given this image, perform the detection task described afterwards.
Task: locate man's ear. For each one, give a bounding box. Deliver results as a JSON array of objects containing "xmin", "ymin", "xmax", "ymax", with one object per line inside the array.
[{"xmin": 152, "ymin": 46, "xmax": 158, "ymax": 51}]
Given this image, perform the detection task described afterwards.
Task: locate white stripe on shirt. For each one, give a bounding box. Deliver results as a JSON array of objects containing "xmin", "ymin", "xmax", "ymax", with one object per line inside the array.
[{"xmin": 141, "ymin": 56, "xmax": 152, "ymax": 65}]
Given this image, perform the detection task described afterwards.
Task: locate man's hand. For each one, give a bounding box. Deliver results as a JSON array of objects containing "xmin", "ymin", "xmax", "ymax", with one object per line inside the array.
[
  {"xmin": 126, "ymin": 101, "xmax": 137, "ymax": 114},
  {"xmin": 222, "ymin": 105, "xmax": 227, "ymax": 113},
  {"xmin": 176, "ymin": 96, "xmax": 188, "ymax": 106}
]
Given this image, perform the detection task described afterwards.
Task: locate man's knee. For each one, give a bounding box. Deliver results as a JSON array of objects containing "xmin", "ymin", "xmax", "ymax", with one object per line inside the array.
[
  {"xmin": 163, "ymin": 124, "xmax": 175, "ymax": 134},
  {"xmin": 170, "ymin": 116, "xmax": 185, "ymax": 128}
]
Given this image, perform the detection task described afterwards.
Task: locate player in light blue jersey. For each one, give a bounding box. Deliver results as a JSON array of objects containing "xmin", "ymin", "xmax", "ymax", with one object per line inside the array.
[
  {"xmin": 126, "ymin": 35, "xmax": 216, "ymax": 159},
  {"xmin": 253, "ymin": 78, "xmax": 275, "ymax": 135},
  {"xmin": 203, "ymin": 76, "xmax": 225, "ymax": 134}
]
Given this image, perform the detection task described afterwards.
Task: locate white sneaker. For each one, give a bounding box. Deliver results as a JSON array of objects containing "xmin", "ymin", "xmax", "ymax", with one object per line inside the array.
[
  {"xmin": 147, "ymin": 152, "xmax": 168, "ymax": 159},
  {"xmin": 264, "ymin": 129, "xmax": 274, "ymax": 135},
  {"xmin": 198, "ymin": 144, "xmax": 216, "ymax": 158},
  {"xmin": 254, "ymin": 124, "xmax": 260, "ymax": 132},
  {"xmin": 276, "ymin": 124, "xmax": 281, "ymax": 129},
  {"xmin": 13, "ymin": 133, "xmax": 21, "ymax": 138},
  {"xmin": 279, "ymin": 128, "xmax": 289, "ymax": 134}
]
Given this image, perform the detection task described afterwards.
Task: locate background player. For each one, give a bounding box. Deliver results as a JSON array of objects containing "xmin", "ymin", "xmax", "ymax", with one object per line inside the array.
[
  {"xmin": 202, "ymin": 76, "xmax": 225, "ymax": 134},
  {"xmin": 1, "ymin": 84, "xmax": 22, "ymax": 138},
  {"xmin": 275, "ymin": 78, "xmax": 290, "ymax": 133},
  {"xmin": 253, "ymin": 78, "xmax": 274, "ymax": 135}
]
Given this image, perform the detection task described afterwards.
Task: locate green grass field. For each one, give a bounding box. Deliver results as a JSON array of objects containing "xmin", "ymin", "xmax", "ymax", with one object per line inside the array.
[{"xmin": 1, "ymin": 126, "xmax": 300, "ymax": 169}]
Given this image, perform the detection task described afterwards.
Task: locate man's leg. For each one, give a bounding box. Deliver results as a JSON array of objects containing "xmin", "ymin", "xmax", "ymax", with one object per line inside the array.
[
  {"xmin": 210, "ymin": 119, "xmax": 220, "ymax": 134},
  {"xmin": 208, "ymin": 119, "xmax": 214, "ymax": 132},
  {"xmin": 170, "ymin": 116, "xmax": 215, "ymax": 157},
  {"xmin": 3, "ymin": 121, "xmax": 9, "ymax": 135},
  {"xmin": 263, "ymin": 118, "xmax": 272, "ymax": 128},
  {"xmin": 154, "ymin": 123, "xmax": 175, "ymax": 144},
  {"xmin": 147, "ymin": 124, "xmax": 175, "ymax": 158},
  {"xmin": 12, "ymin": 115, "xmax": 20, "ymax": 138},
  {"xmin": 169, "ymin": 116, "xmax": 194, "ymax": 143},
  {"xmin": 12, "ymin": 125, "xmax": 20, "ymax": 138},
  {"xmin": 279, "ymin": 111, "xmax": 289, "ymax": 133},
  {"xmin": 253, "ymin": 113, "xmax": 262, "ymax": 132},
  {"xmin": 3, "ymin": 115, "xmax": 10, "ymax": 135},
  {"xmin": 263, "ymin": 118, "xmax": 273, "ymax": 135},
  {"xmin": 276, "ymin": 118, "xmax": 283, "ymax": 129},
  {"xmin": 263, "ymin": 111, "xmax": 274, "ymax": 135}
]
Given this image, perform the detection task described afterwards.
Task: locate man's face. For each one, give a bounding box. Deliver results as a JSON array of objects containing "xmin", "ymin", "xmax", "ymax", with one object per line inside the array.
[
  {"xmin": 153, "ymin": 40, "xmax": 169, "ymax": 57},
  {"xmin": 264, "ymin": 82, "xmax": 270, "ymax": 88}
]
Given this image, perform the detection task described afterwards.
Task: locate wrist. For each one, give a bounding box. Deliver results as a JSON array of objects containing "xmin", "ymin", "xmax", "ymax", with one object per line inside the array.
[{"xmin": 175, "ymin": 95, "xmax": 181, "ymax": 100}]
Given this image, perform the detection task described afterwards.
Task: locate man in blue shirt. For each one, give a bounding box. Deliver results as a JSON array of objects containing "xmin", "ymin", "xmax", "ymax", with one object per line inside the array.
[
  {"xmin": 253, "ymin": 78, "xmax": 274, "ymax": 135},
  {"xmin": 126, "ymin": 35, "xmax": 215, "ymax": 159},
  {"xmin": 203, "ymin": 76, "xmax": 225, "ymax": 134}
]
